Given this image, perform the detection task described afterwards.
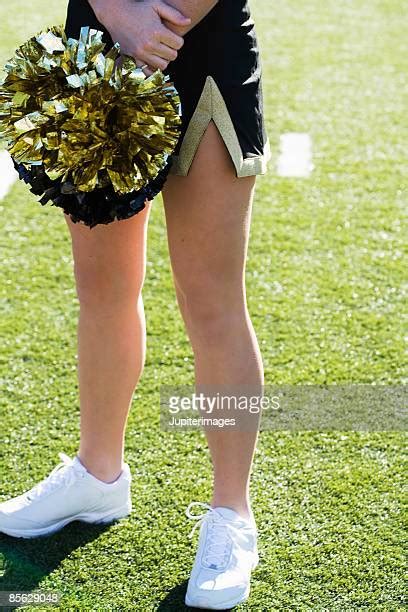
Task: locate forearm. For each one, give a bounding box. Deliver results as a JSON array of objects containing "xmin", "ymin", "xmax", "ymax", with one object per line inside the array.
[
  {"xmin": 163, "ymin": 0, "xmax": 219, "ymax": 35},
  {"xmin": 89, "ymin": 0, "xmax": 218, "ymax": 33}
]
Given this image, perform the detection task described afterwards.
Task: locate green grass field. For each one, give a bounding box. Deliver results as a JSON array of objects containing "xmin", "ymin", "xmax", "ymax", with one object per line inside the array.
[{"xmin": 0, "ymin": 1, "xmax": 406, "ymax": 610}]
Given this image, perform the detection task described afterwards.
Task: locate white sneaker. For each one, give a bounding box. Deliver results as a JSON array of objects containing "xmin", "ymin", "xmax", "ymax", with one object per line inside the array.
[
  {"xmin": 0, "ymin": 452, "xmax": 132, "ymax": 538},
  {"xmin": 185, "ymin": 502, "xmax": 259, "ymax": 610}
]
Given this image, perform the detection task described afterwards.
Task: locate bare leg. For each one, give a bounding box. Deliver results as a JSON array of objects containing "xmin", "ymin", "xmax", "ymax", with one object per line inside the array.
[
  {"xmin": 64, "ymin": 203, "xmax": 151, "ymax": 482},
  {"xmin": 163, "ymin": 122, "xmax": 263, "ymax": 521}
]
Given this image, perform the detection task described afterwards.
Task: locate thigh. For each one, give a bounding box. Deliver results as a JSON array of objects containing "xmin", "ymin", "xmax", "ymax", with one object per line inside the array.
[
  {"xmin": 64, "ymin": 203, "xmax": 152, "ymax": 302},
  {"xmin": 162, "ymin": 121, "xmax": 256, "ymax": 299}
]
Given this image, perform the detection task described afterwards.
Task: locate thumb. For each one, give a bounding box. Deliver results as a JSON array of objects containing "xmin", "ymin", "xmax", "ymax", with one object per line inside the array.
[{"xmin": 156, "ymin": 2, "xmax": 191, "ymax": 27}]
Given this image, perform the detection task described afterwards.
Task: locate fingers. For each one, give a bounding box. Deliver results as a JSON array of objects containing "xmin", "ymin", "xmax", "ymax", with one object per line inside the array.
[
  {"xmin": 155, "ymin": 3, "xmax": 191, "ymax": 28},
  {"xmin": 133, "ymin": 27, "xmax": 184, "ymax": 70},
  {"xmin": 120, "ymin": 2, "xmax": 188, "ymax": 71},
  {"xmin": 134, "ymin": 59, "xmax": 154, "ymax": 77},
  {"xmin": 159, "ymin": 29, "xmax": 184, "ymax": 51},
  {"xmin": 143, "ymin": 53, "xmax": 169, "ymax": 71},
  {"xmin": 135, "ymin": 53, "xmax": 168, "ymax": 73},
  {"xmin": 139, "ymin": 24, "xmax": 184, "ymax": 55},
  {"xmin": 132, "ymin": 43, "xmax": 168, "ymax": 71},
  {"xmin": 153, "ymin": 42, "xmax": 179, "ymax": 62}
]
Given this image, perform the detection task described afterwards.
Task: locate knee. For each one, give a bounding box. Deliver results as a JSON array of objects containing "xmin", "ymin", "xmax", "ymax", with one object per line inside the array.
[
  {"xmin": 177, "ymin": 277, "xmax": 247, "ymax": 343},
  {"xmin": 74, "ymin": 259, "xmax": 145, "ymax": 310}
]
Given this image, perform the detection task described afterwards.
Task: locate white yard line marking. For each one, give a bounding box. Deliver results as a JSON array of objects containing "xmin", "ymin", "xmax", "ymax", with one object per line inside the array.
[
  {"xmin": 277, "ymin": 133, "xmax": 314, "ymax": 177},
  {"xmin": 0, "ymin": 150, "xmax": 18, "ymax": 199}
]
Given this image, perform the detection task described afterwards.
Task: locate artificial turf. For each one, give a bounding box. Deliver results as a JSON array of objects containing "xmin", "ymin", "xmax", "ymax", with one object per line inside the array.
[{"xmin": 0, "ymin": 0, "xmax": 406, "ymax": 610}]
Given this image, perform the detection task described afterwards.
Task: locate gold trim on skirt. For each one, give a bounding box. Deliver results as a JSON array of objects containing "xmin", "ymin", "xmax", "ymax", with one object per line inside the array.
[{"xmin": 169, "ymin": 76, "xmax": 271, "ymax": 178}]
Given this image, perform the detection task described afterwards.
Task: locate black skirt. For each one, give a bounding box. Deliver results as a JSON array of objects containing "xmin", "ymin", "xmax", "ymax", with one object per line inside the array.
[{"xmin": 64, "ymin": 0, "xmax": 271, "ymax": 178}]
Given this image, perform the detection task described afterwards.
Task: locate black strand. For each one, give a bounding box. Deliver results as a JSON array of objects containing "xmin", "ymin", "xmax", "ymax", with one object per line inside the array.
[{"xmin": 12, "ymin": 159, "xmax": 171, "ymax": 229}]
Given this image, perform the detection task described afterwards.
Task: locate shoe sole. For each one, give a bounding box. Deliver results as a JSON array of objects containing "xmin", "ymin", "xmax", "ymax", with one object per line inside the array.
[
  {"xmin": 0, "ymin": 503, "xmax": 131, "ymax": 539},
  {"xmin": 185, "ymin": 585, "xmax": 251, "ymax": 610},
  {"xmin": 184, "ymin": 553, "xmax": 259, "ymax": 609}
]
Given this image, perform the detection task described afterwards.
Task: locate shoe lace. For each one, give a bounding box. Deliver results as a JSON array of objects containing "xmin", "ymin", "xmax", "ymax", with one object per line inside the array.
[
  {"xmin": 186, "ymin": 502, "xmax": 233, "ymax": 570},
  {"xmin": 26, "ymin": 452, "xmax": 79, "ymax": 501}
]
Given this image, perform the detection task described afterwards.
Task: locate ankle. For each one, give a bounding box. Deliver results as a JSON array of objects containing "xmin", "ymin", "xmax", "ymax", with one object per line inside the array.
[
  {"xmin": 211, "ymin": 497, "xmax": 255, "ymax": 523},
  {"xmin": 77, "ymin": 453, "xmax": 123, "ymax": 484}
]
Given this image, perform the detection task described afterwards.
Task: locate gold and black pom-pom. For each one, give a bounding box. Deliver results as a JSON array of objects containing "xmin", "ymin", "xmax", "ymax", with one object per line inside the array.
[{"xmin": 0, "ymin": 25, "xmax": 182, "ymax": 227}]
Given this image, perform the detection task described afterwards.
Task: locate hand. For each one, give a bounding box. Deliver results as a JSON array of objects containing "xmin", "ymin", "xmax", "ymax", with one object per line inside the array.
[{"xmin": 91, "ymin": 0, "xmax": 191, "ymax": 72}]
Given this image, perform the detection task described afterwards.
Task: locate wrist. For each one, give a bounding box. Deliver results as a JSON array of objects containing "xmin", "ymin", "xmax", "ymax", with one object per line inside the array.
[
  {"xmin": 87, "ymin": 0, "xmax": 103, "ymax": 20},
  {"xmin": 89, "ymin": 0, "xmax": 119, "ymax": 22}
]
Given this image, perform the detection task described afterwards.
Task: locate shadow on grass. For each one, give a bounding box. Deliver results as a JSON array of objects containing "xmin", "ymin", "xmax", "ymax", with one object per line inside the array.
[
  {"xmin": 0, "ymin": 527, "xmax": 233, "ymax": 611},
  {"xmin": 0, "ymin": 520, "xmax": 113, "ymax": 593},
  {"xmin": 157, "ymin": 580, "xmax": 232, "ymax": 612}
]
